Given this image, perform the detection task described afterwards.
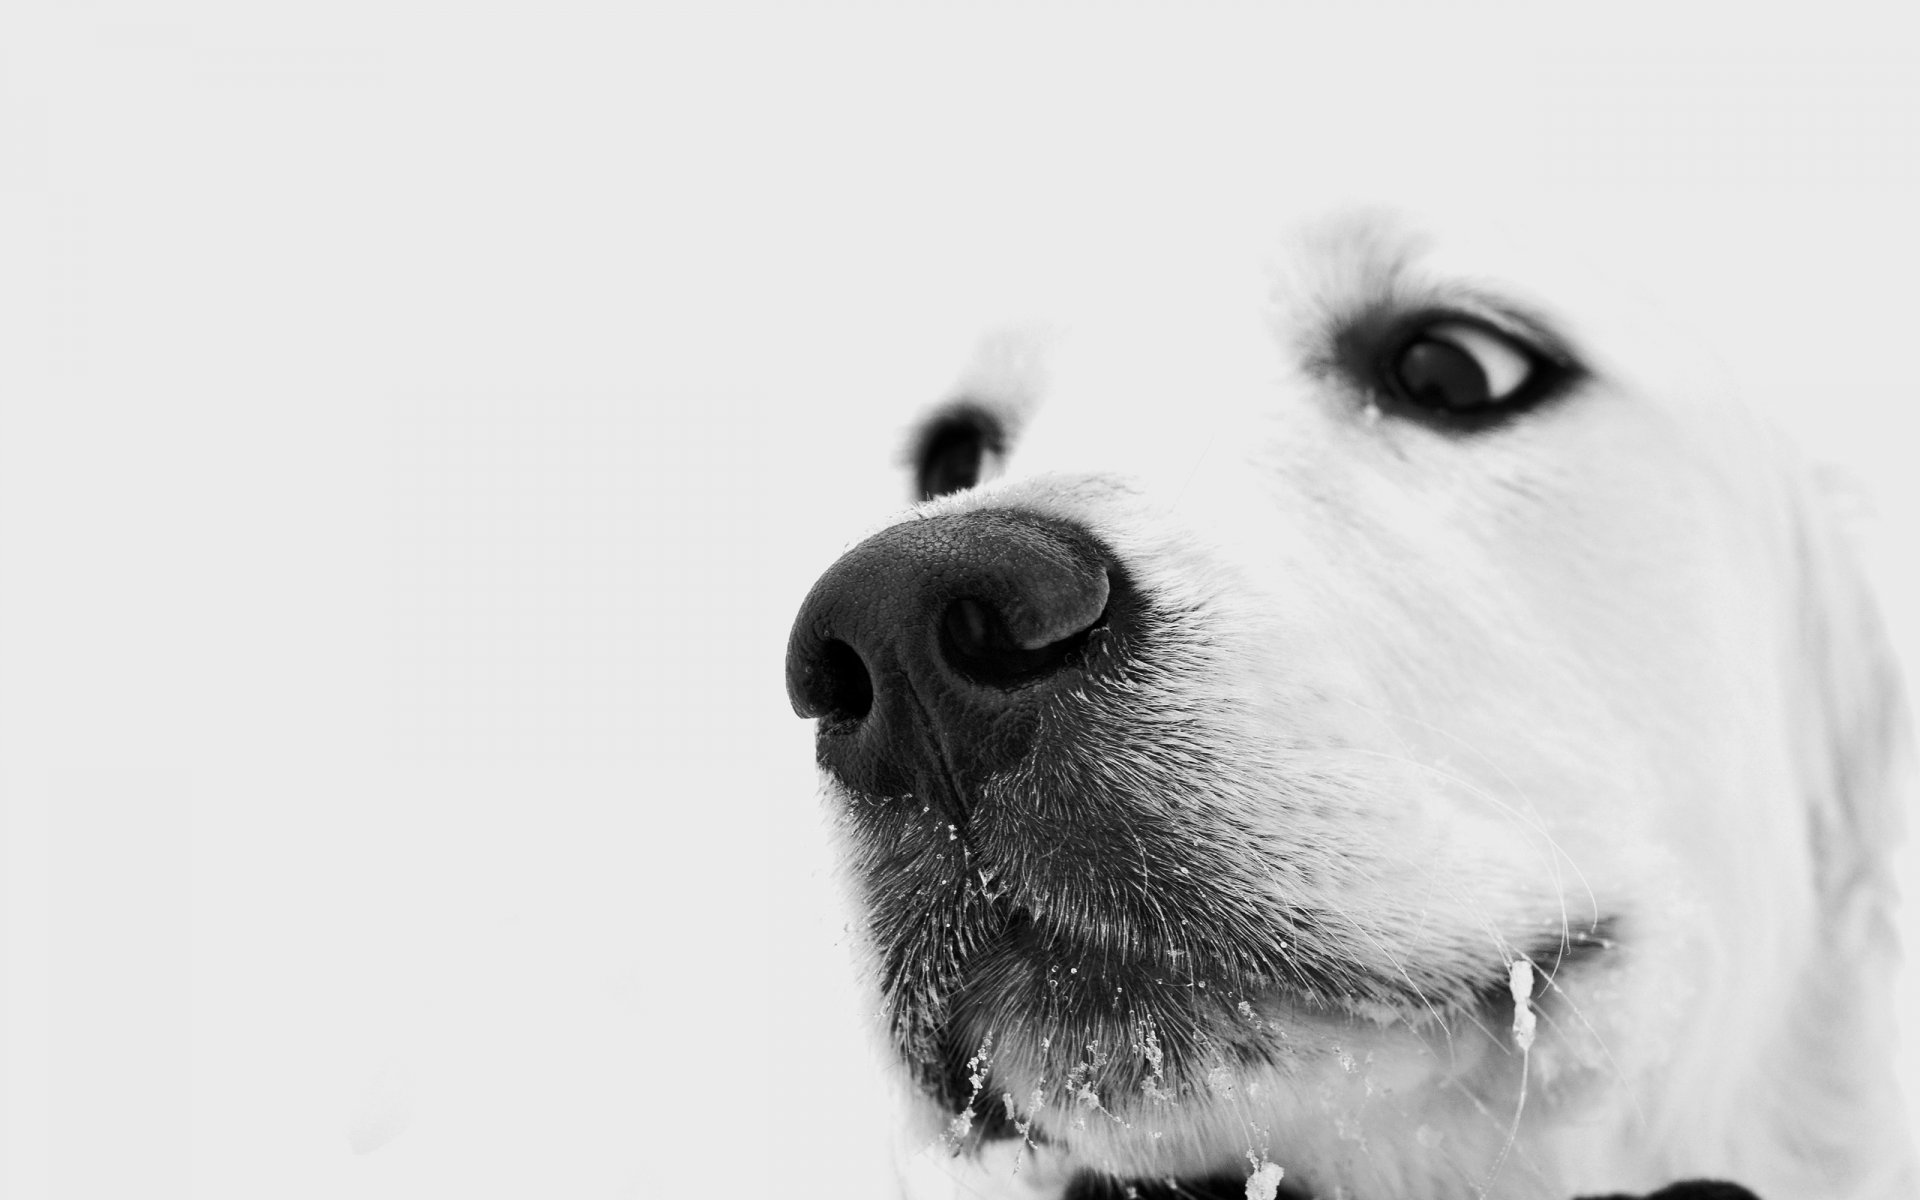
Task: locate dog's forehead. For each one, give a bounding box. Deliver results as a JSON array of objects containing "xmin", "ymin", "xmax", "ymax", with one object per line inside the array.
[
  {"xmin": 932, "ymin": 209, "xmax": 1746, "ymax": 456},
  {"xmin": 948, "ymin": 214, "xmax": 1581, "ymax": 406}
]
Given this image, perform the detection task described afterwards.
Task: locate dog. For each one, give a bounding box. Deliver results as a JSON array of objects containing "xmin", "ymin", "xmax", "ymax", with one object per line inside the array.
[{"xmin": 783, "ymin": 210, "xmax": 1915, "ymax": 1199}]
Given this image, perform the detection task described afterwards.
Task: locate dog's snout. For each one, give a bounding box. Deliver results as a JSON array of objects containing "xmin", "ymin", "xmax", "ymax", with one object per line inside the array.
[{"xmin": 784, "ymin": 510, "xmax": 1114, "ymax": 801}]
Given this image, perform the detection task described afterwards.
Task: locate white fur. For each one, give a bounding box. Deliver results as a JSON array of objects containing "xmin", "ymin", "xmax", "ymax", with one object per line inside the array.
[{"xmin": 827, "ymin": 211, "xmax": 1915, "ymax": 1199}]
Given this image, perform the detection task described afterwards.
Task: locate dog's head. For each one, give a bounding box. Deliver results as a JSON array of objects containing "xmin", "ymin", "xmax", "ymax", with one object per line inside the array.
[{"xmin": 784, "ymin": 212, "xmax": 1913, "ymax": 1199}]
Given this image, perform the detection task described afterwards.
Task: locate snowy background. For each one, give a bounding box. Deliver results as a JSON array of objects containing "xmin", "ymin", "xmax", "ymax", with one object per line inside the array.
[{"xmin": 2, "ymin": 3, "xmax": 1916, "ymax": 1197}]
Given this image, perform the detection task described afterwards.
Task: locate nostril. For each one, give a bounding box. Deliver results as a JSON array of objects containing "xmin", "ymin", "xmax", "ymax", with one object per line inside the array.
[
  {"xmin": 940, "ymin": 594, "xmax": 1103, "ymax": 687},
  {"xmin": 816, "ymin": 639, "xmax": 874, "ymax": 722},
  {"xmin": 943, "ymin": 598, "xmax": 1004, "ymax": 662}
]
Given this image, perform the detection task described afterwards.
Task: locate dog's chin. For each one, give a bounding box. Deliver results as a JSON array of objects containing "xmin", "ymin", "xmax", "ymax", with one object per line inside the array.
[{"xmin": 892, "ymin": 910, "xmax": 1612, "ymax": 1191}]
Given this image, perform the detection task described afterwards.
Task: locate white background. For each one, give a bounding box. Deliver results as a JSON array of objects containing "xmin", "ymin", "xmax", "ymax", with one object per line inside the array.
[{"xmin": 2, "ymin": 3, "xmax": 1916, "ymax": 1197}]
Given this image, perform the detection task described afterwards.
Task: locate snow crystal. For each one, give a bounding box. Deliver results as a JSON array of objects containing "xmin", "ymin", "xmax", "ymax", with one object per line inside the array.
[
  {"xmin": 1140, "ymin": 1026, "xmax": 1164, "ymax": 1075},
  {"xmin": 1246, "ymin": 1160, "xmax": 1285, "ymax": 1200},
  {"xmin": 946, "ymin": 1035, "xmax": 994, "ymax": 1146},
  {"xmin": 1137, "ymin": 1025, "xmax": 1175, "ymax": 1101},
  {"xmin": 1508, "ymin": 958, "xmax": 1536, "ymax": 1053}
]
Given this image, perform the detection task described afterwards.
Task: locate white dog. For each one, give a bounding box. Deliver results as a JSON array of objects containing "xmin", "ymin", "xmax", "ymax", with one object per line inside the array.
[{"xmin": 784, "ymin": 211, "xmax": 1915, "ymax": 1200}]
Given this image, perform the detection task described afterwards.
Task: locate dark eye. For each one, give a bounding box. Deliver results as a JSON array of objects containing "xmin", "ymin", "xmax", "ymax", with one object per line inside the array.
[
  {"xmin": 913, "ymin": 409, "xmax": 1002, "ymax": 500},
  {"xmin": 1387, "ymin": 320, "xmax": 1554, "ymax": 415}
]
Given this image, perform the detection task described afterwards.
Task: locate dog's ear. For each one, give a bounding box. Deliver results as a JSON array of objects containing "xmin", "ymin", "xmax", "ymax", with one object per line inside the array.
[
  {"xmin": 1789, "ymin": 470, "xmax": 1909, "ymax": 957},
  {"xmin": 1777, "ymin": 466, "xmax": 1916, "ymax": 1189}
]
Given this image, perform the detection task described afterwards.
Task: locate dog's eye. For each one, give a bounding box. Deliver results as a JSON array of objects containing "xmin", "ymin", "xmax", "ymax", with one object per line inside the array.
[
  {"xmin": 1388, "ymin": 321, "xmax": 1546, "ymax": 414},
  {"xmin": 914, "ymin": 410, "xmax": 1002, "ymax": 501}
]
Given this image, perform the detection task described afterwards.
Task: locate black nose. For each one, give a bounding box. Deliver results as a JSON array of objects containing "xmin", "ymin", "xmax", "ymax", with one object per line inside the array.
[{"xmin": 785, "ymin": 510, "xmax": 1115, "ymax": 805}]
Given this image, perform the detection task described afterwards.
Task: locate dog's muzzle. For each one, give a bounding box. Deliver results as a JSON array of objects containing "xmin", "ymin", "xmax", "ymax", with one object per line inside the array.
[{"xmin": 784, "ymin": 510, "xmax": 1116, "ymax": 810}]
